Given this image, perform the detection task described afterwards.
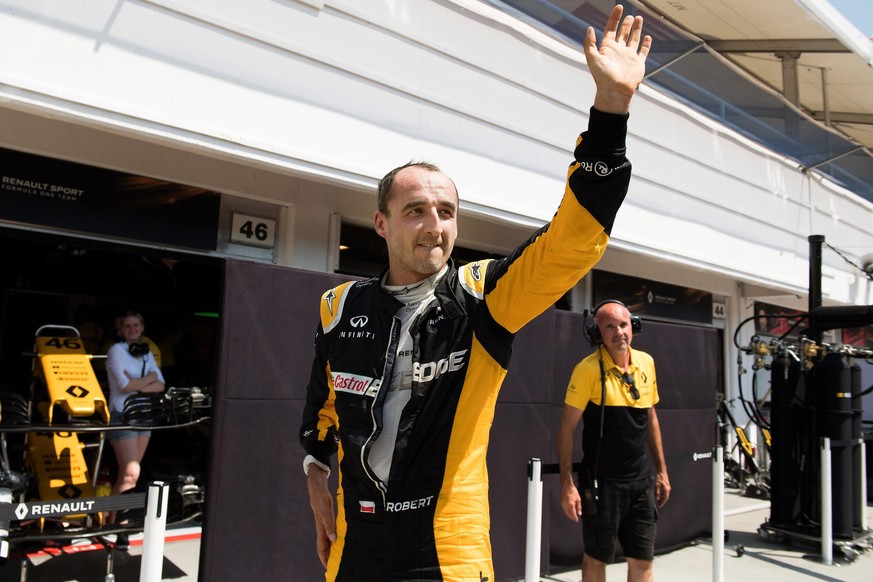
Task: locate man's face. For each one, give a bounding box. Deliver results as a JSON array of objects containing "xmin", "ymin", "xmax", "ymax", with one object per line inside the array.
[
  {"xmin": 374, "ymin": 166, "xmax": 458, "ymax": 286},
  {"xmin": 596, "ymin": 303, "xmax": 633, "ymax": 355}
]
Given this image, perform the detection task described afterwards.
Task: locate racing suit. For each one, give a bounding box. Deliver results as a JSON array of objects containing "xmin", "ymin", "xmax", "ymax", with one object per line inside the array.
[{"xmin": 300, "ymin": 108, "xmax": 632, "ymax": 581}]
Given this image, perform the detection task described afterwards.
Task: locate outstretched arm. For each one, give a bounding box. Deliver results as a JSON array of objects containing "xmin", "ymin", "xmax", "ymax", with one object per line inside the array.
[{"xmin": 585, "ymin": 5, "xmax": 652, "ymax": 114}]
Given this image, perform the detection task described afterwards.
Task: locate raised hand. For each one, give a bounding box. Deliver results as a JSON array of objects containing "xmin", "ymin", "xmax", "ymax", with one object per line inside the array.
[{"xmin": 584, "ymin": 5, "xmax": 652, "ymax": 115}]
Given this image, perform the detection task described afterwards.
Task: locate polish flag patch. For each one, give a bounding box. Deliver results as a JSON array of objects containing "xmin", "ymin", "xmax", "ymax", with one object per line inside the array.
[{"xmin": 359, "ymin": 501, "xmax": 376, "ymax": 514}]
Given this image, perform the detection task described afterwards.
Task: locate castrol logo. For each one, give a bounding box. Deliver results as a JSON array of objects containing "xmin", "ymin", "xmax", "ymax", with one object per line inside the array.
[{"xmin": 331, "ymin": 372, "xmax": 379, "ymax": 396}]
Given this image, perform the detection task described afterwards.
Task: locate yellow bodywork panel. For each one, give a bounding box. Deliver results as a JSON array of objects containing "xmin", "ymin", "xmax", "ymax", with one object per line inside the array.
[
  {"xmin": 34, "ymin": 336, "xmax": 109, "ymax": 425},
  {"xmin": 26, "ymin": 432, "xmax": 96, "ymax": 515}
]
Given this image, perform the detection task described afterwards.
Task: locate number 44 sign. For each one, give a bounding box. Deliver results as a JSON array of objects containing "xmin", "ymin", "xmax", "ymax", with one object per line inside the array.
[{"xmin": 230, "ymin": 213, "xmax": 276, "ymax": 249}]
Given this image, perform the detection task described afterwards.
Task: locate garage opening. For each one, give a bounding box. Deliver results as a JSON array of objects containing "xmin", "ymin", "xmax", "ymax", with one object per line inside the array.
[{"xmin": 0, "ymin": 229, "xmax": 222, "ymax": 547}]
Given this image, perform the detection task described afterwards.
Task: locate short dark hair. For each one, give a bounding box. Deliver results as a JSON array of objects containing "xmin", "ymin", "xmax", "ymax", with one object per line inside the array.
[{"xmin": 376, "ymin": 161, "xmax": 450, "ymax": 215}]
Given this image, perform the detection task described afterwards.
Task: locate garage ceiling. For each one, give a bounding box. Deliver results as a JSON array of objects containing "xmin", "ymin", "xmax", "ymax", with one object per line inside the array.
[{"xmin": 494, "ymin": 0, "xmax": 873, "ymax": 203}]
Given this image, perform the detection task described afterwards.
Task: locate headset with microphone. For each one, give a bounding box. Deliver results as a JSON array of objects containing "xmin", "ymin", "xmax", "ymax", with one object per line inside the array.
[
  {"xmin": 127, "ymin": 341, "xmax": 151, "ymax": 358},
  {"xmin": 583, "ymin": 299, "xmax": 642, "ymax": 346},
  {"xmin": 125, "ymin": 341, "xmax": 152, "ymax": 378}
]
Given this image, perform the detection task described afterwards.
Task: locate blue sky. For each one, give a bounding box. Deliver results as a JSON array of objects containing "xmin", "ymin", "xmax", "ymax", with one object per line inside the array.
[{"xmin": 828, "ymin": 0, "xmax": 873, "ymax": 37}]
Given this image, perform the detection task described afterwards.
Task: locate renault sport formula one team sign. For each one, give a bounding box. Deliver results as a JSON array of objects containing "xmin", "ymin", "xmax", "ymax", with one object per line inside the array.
[{"xmin": 0, "ymin": 147, "xmax": 220, "ymax": 250}]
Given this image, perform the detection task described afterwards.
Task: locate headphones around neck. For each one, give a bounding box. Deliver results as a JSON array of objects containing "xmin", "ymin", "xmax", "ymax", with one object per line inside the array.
[
  {"xmin": 583, "ymin": 299, "xmax": 642, "ymax": 346},
  {"xmin": 128, "ymin": 341, "xmax": 151, "ymax": 358}
]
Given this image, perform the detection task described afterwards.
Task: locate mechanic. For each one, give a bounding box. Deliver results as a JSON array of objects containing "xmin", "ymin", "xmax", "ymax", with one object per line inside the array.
[
  {"xmin": 557, "ymin": 300, "xmax": 670, "ymax": 582},
  {"xmin": 300, "ymin": 6, "xmax": 653, "ymax": 580}
]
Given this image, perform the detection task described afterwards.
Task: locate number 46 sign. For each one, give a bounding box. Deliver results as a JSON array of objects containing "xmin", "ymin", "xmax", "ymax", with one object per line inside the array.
[{"xmin": 230, "ymin": 213, "xmax": 276, "ymax": 249}]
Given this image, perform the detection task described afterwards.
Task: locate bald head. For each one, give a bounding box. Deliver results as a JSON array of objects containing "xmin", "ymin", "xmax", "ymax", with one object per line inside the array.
[{"xmin": 596, "ymin": 301, "xmax": 633, "ymax": 359}]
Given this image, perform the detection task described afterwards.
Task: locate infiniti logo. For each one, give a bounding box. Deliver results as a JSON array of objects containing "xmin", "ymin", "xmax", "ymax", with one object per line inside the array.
[{"xmin": 350, "ymin": 316, "xmax": 369, "ymax": 328}]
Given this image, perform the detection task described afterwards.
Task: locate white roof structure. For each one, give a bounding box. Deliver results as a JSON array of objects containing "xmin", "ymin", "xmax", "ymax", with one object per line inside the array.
[{"xmin": 495, "ymin": 0, "xmax": 873, "ymax": 203}]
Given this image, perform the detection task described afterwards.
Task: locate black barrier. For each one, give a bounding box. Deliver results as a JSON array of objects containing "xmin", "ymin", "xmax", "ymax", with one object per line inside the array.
[
  {"xmin": 535, "ymin": 461, "xmax": 580, "ymax": 477},
  {"xmin": 534, "ymin": 453, "xmax": 715, "ymax": 478}
]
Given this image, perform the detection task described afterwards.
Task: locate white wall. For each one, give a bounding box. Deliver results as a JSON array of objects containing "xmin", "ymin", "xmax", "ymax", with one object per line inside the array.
[{"xmin": 3, "ymin": 0, "xmax": 870, "ymax": 301}]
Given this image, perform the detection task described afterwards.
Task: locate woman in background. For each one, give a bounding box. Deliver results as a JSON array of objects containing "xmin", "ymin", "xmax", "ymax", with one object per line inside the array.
[{"xmin": 104, "ymin": 311, "xmax": 165, "ymax": 534}]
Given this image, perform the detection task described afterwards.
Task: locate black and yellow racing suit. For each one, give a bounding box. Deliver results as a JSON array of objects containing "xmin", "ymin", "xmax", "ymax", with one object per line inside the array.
[{"xmin": 300, "ymin": 109, "xmax": 632, "ymax": 581}]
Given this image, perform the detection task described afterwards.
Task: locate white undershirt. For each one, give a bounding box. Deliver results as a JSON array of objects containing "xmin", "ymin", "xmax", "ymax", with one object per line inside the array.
[{"xmin": 368, "ymin": 266, "xmax": 447, "ymax": 483}]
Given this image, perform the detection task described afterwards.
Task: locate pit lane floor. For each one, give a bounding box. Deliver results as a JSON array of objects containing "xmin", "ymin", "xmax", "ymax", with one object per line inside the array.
[
  {"xmin": 538, "ymin": 489, "xmax": 873, "ymax": 582},
  {"xmin": 0, "ymin": 526, "xmax": 200, "ymax": 582},
  {"xmin": 1, "ymin": 492, "xmax": 871, "ymax": 581}
]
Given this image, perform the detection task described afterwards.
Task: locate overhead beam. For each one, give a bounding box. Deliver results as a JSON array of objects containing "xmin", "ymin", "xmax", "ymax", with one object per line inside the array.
[
  {"xmin": 707, "ymin": 39, "xmax": 849, "ymax": 53},
  {"xmin": 701, "ymin": 105, "xmax": 873, "ymax": 127},
  {"xmin": 810, "ymin": 111, "xmax": 873, "ymax": 125}
]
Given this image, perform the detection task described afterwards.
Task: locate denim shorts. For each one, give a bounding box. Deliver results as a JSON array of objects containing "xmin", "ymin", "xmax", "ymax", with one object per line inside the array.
[
  {"xmin": 582, "ymin": 476, "xmax": 658, "ymax": 562},
  {"xmin": 106, "ymin": 410, "xmax": 151, "ymax": 442}
]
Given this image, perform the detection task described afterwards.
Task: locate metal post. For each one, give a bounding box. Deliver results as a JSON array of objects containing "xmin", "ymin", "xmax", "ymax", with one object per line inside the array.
[
  {"xmin": 776, "ymin": 51, "xmax": 800, "ymax": 105},
  {"xmin": 104, "ymin": 546, "xmax": 115, "ymax": 582},
  {"xmin": 821, "ymin": 438, "xmax": 833, "ymax": 565},
  {"xmin": 0, "ymin": 488, "xmax": 10, "ymax": 562},
  {"xmin": 525, "ymin": 458, "xmax": 543, "ymax": 582},
  {"xmin": 821, "ymin": 67, "xmax": 831, "ymax": 126},
  {"xmin": 139, "ymin": 482, "xmax": 169, "ymax": 582},
  {"xmin": 712, "ymin": 446, "xmax": 724, "ymax": 582},
  {"xmin": 860, "ymin": 439, "xmax": 868, "ymax": 532}
]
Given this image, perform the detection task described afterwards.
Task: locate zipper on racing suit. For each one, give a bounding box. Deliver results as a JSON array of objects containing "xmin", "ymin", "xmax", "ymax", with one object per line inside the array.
[{"xmin": 360, "ymin": 315, "xmax": 401, "ymax": 505}]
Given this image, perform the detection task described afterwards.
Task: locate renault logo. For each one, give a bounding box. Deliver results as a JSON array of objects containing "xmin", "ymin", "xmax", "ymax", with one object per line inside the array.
[
  {"xmin": 350, "ymin": 316, "xmax": 368, "ymax": 328},
  {"xmin": 66, "ymin": 385, "xmax": 89, "ymax": 398}
]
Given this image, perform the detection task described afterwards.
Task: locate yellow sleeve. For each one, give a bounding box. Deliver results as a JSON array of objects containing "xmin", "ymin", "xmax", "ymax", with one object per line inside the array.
[
  {"xmin": 486, "ymin": 195, "xmax": 609, "ymax": 334},
  {"xmin": 564, "ymin": 356, "xmax": 597, "ymax": 411}
]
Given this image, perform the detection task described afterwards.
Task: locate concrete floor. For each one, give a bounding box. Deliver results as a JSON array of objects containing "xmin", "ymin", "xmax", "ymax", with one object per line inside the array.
[
  {"xmin": 540, "ymin": 491, "xmax": 873, "ymax": 582},
  {"xmin": 1, "ymin": 492, "xmax": 871, "ymax": 581},
  {"xmin": 0, "ymin": 527, "xmax": 200, "ymax": 582}
]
